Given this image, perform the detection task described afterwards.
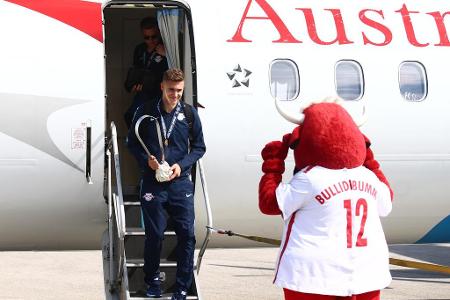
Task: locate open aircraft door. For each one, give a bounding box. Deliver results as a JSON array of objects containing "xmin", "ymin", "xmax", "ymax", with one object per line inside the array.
[
  {"xmin": 102, "ymin": 2, "xmax": 207, "ymax": 298},
  {"xmin": 103, "ymin": 0, "xmax": 198, "ymax": 188}
]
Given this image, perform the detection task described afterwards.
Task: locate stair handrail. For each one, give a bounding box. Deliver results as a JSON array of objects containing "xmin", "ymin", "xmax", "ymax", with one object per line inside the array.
[
  {"xmin": 106, "ymin": 148, "xmax": 114, "ymax": 290},
  {"xmin": 196, "ymin": 158, "xmax": 213, "ymax": 273},
  {"xmin": 107, "ymin": 122, "xmax": 127, "ymax": 292},
  {"xmin": 111, "ymin": 129, "xmax": 126, "ymax": 238}
]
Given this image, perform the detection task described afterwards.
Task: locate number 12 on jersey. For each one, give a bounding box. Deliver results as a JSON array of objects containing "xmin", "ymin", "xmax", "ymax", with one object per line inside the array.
[{"xmin": 344, "ymin": 198, "xmax": 368, "ymax": 248}]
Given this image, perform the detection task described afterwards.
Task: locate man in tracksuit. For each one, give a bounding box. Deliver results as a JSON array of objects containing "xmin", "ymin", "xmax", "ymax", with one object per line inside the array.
[
  {"xmin": 127, "ymin": 68, "xmax": 206, "ymax": 300},
  {"xmin": 123, "ymin": 17, "xmax": 168, "ymax": 128}
]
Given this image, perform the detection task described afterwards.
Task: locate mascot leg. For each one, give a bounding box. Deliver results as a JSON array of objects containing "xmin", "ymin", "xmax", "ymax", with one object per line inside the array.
[
  {"xmin": 353, "ymin": 290, "xmax": 380, "ymax": 300},
  {"xmin": 283, "ymin": 289, "xmax": 335, "ymax": 300}
]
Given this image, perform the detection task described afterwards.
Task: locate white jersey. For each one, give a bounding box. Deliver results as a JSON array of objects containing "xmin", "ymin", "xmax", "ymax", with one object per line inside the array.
[{"xmin": 274, "ymin": 166, "xmax": 392, "ymax": 296}]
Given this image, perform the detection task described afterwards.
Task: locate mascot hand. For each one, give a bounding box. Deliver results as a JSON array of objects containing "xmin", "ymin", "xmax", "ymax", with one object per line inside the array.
[
  {"xmin": 261, "ymin": 137, "xmax": 290, "ymax": 174},
  {"xmin": 258, "ymin": 137, "xmax": 291, "ymax": 216},
  {"xmin": 261, "ymin": 140, "xmax": 289, "ymax": 174},
  {"xmin": 364, "ymin": 138, "xmax": 394, "ymax": 200},
  {"xmin": 261, "ymin": 140, "xmax": 289, "ymax": 161}
]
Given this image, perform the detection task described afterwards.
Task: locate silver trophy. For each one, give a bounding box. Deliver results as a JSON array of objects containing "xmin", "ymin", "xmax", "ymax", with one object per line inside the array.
[{"xmin": 135, "ymin": 115, "xmax": 173, "ymax": 182}]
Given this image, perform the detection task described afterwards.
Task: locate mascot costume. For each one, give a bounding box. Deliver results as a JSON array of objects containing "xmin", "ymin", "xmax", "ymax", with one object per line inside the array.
[{"xmin": 259, "ymin": 98, "xmax": 394, "ymax": 300}]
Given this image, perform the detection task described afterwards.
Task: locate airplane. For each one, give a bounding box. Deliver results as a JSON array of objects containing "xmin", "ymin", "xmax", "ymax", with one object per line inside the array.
[{"xmin": 0, "ymin": 0, "xmax": 449, "ymax": 255}]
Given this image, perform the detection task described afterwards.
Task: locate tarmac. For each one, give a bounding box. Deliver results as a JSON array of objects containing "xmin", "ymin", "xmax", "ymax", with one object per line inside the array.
[{"xmin": 0, "ymin": 244, "xmax": 448, "ymax": 300}]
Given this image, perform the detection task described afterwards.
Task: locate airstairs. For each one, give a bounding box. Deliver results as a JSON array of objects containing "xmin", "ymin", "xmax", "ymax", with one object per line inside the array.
[{"xmin": 102, "ymin": 122, "xmax": 213, "ymax": 300}]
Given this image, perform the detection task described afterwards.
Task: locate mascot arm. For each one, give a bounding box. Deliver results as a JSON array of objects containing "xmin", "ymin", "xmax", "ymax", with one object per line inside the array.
[
  {"xmin": 363, "ymin": 137, "xmax": 394, "ymax": 201},
  {"xmin": 259, "ymin": 173, "xmax": 283, "ymax": 215},
  {"xmin": 258, "ymin": 140, "xmax": 289, "ymax": 215}
]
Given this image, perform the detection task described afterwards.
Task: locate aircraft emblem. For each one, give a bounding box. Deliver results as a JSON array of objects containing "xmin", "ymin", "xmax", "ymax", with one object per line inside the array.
[{"xmin": 227, "ymin": 64, "xmax": 252, "ymax": 88}]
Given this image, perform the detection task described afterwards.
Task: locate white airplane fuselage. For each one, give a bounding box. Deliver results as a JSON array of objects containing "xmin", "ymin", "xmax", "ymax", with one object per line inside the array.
[{"xmin": 0, "ymin": 0, "xmax": 449, "ymax": 249}]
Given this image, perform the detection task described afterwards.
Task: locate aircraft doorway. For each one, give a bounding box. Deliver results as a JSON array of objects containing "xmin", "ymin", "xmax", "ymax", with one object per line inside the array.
[
  {"xmin": 102, "ymin": 3, "xmax": 203, "ymax": 297},
  {"xmin": 103, "ymin": 1, "xmax": 197, "ymax": 188}
]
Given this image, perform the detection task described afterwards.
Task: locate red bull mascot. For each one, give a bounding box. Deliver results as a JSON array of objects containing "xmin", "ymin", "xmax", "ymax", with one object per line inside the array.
[{"xmin": 259, "ymin": 97, "xmax": 394, "ymax": 300}]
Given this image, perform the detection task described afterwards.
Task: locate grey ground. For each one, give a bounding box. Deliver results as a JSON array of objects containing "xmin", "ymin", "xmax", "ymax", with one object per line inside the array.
[{"xmin": 0, "ymin": 244, "xmax": 448, "ymax": 300}]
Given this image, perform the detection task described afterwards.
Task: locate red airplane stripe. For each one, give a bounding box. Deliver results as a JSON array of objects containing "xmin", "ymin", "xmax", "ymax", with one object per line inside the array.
[{"xmin": 5, "ymin": 0, "xmax": 102, "ymax": 42}]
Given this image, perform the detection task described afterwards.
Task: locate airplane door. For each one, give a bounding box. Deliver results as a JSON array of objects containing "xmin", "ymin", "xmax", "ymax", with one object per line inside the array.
[{"xmin": 103, "ymin": 1, "xmax": 197, "ymax": 189}]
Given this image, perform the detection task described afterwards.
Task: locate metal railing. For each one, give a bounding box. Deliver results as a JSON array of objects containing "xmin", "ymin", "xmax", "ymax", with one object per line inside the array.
[
  {"xmin": 196, "ymin": 158, "xmax": 213, "ymax": 273},
  {"xmin": 106, "ymin": 122, "xmax": 127, "ymax": 293}
]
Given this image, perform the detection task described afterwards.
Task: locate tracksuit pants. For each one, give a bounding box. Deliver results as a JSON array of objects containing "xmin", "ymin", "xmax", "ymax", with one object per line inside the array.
[{"xmin": 140, "ymin": 177, "xmax": 196, "ymax": 292}]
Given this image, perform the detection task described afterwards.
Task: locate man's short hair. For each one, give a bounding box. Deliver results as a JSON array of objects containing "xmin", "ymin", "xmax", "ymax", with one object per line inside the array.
[
  {"xmin": 140, "ymin": 17, "xmax": 158, "ymax": 30},
  {"xmin": 163, "ymin": 68, "xmax": 185, "ymax": 82}
]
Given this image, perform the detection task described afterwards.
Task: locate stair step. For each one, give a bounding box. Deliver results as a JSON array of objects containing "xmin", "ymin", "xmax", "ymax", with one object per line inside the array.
[
  {"xmin": 125, "ymin": 227, "xmax": 145, "ymax": 235},
  {"xmin": 125, "ymin": 228, "xmax": 177, "ymax": 260},
  {"xmin": 125, "ymin": 205, "xmax": 143, "ymax": 227},
  {"xmin": 124, "ymin": 205, "xmax": 177, "ymax": 231},
  {"xmin": 126, "ymin": 228, "xmax": 176, "ymax": 236},
  {"xmin": 127, "ymin": 266, "xmax": 198, "ymax": 298},
  {"xmin": 127, "ymin": 263, "xmax": 177, "ymax": 294},
  {"xmin": 122, "ymin": 186, "xmax": 139, "ymax": 196},
  {"xmin": 124, "ymin": 201, "xmax": 141, "ymax": 206},
  {"xmin": 127, "ymin": 258, "xmax": 177, "ymax": 268}
]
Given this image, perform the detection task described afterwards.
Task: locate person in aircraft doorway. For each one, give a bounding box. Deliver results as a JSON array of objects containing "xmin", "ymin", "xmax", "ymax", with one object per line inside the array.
[
  {"xmin": 124, "ymin": 16, "xmax": 168, "ymax": 128},
  {"xmin": 127, "ymin": 69, "xmax": 206, "ymax": 300}
]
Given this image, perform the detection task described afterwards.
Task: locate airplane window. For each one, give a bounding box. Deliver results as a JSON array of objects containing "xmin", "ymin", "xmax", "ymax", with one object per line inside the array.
[
  {"xmin": 270, "ymin": 59, "xmax": 299, "ymax": 101},
  {"xmin": 335, "ymin": 60, "xmax": 364, "ymax": 101},
  {"xmin": 399, "ymin": 61, "xmax": 427, "ymax": 102}
]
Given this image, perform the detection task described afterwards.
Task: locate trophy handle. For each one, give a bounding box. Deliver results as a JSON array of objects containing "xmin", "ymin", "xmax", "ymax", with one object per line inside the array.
[{"xmin": 134, "ymin": 115, "xmax": 165, "ymax": 162}]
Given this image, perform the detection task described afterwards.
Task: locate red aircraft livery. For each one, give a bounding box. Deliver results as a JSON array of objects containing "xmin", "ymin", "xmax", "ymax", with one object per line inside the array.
[
  {"xmin": 6, "ymin": 0, "xmax": 102, "ymax": 42},
  {"xmin": 228, "ymin": 0, "xmax": 450, "ymax": 47}
]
